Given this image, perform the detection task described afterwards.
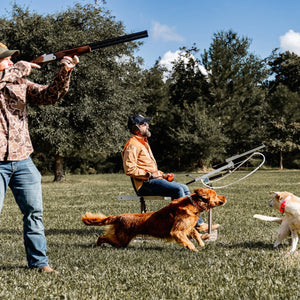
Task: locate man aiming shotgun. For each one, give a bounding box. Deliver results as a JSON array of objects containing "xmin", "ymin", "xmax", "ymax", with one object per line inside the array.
[
  {"xmin": 0, "ymin": 42, "xmax": 79, "ymax": 274},
  {"xmin": 0, "ymin": 30, "xmax": 148, "ymax": 273}
]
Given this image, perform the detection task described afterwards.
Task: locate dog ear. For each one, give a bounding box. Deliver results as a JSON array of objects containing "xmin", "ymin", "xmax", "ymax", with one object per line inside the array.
[
  {"xmin": 275, "ymin": 192, "xmax": 293, "ymax": 202},
  {"xmin": 194, "ymin": 188, "xmax": 208, "ymax": 197},
  {"xmin": 270, "ymin": 191, "xmax": 280, "ymax": 202},
  {"xmin": 194, "ymin": 188, "xmax": 202, "ymax": 194},
  {"xmin": 194, "ymin": 188, "xmax": 211, "ymax": 203}
]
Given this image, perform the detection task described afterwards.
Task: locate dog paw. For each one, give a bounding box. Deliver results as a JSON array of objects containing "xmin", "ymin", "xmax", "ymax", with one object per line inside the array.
[
  {"xmin": 187, "ymin": 247, "xmax": 198, "ymax": 251},
  {"xmin": 186, "ymin": 245, "xmax": 198, "ymax": 251},
  {"xmin": 201, "ymin": 233, "xmax": 210, "ymax": 240}
]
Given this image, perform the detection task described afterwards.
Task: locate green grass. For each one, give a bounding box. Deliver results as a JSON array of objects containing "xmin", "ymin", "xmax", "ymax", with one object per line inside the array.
[{"xmin": 0, "ymin": 170, "xmax": 300, "ymax": 299}]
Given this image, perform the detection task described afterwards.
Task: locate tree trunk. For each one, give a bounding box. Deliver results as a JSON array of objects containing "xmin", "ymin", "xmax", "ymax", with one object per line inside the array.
[
  {"xmin": 54, "ymin": 154, "xmax": 65, "ymax": 181},
  {"xmin": 280, "ymin": 150, "xmax": 283, "ymax": 170}
]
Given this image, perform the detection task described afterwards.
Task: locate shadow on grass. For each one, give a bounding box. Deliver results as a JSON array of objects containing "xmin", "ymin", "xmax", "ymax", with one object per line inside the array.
[
  {"xmin": 0, "ymin": 228, "xmax": 169, "ymax": 251},
  {"xmin": 0, "ymin": 265, "xmax": 29, "ymax": 271},
  {"xmin": 219, "ymin": 241, "xmax": 275, "ymax": 250},
  {"xmin": 0, "ymin": 228, "xmax": 101, "ymax": 236},
  {"xmin": 45, "ymin": 228, "xmax": 102, "ymax": 236},
  {"xmin": 0, "ymin": 229, "xmax": 22, "ymax": 235},
  {"xmin": 73, "ymin": 244, "xmax": 167, "ymax": 251}
]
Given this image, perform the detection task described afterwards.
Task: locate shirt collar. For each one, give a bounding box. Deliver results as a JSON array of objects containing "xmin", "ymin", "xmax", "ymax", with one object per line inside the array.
[{"xmin": 132, "ymin": 134, "xmax": 148, "ymax": 145}]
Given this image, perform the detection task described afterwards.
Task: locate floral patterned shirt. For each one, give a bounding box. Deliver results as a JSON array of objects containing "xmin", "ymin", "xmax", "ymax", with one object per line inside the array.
[{"xmin": 0, "ymin": 61, "xmax": 72, "ymax": 161}]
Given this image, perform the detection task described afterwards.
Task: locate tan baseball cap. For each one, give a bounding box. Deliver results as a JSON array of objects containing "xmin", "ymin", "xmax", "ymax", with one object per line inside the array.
[{"xmin": 0, "ymin": 42, "xmax": 19, "ymax": 59}]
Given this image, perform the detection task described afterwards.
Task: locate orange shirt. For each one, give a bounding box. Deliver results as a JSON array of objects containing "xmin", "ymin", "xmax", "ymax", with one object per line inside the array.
[{"xmin": 122, "ymin": 135, "xmax": 162, "ymax": 191}]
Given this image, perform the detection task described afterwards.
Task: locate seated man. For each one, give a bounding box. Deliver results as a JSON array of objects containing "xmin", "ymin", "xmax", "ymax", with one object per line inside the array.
[{"xmin": 121, "ymin": 114, "xmax": 219, "ymax": 232}]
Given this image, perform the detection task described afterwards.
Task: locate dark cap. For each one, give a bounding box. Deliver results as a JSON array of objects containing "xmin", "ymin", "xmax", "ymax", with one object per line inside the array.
[
  {"xmin": 130, "ymin": 114, "xmax": 150, "ymax": 124},
  {"xmin": 127, "ymin": 114, "xmax": 151, "ymax": 133},
  {"xmin": 0, "ymin": 42, "xmax": 19, "ymax": 59}
]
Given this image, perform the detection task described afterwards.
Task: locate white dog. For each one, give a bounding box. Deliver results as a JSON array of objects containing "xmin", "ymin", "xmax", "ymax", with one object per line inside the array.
[{"xmin": 254, "ymin": 191, "xmax": 300, "ymax": 254}]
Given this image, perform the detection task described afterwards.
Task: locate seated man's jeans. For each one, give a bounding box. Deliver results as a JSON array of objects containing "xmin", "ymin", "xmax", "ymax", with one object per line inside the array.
[
  {"xmin": 0, "ymin": 157, "xmax": 49, "ymax": 268},
  {"xmin": 138, "ymin": 178, "xmax": 203, "ymax": 224}
]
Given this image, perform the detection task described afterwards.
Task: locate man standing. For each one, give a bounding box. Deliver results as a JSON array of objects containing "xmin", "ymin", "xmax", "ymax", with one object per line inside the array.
[
  {"xmin": 122, "ymin": 114, "xmax": 219, "ymax": 232},
  {"xmin": 0, "ymin": 43, "xmax": 79, "ymax": 273}
]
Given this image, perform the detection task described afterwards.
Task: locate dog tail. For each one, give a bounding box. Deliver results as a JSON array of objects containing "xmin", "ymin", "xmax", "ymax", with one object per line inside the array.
[
  {"xmin": 82, "ymin": 212, "xmax": 109, "ymax": 226},
  {"xmin": 253, "ymin": 214, "xmax": 283, "ymax": 223}
]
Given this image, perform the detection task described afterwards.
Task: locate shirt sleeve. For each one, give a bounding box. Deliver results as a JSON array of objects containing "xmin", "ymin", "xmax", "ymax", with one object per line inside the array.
[{"xmin": 26, "ymin": 64, "xmax": 72, "ymax": 105}]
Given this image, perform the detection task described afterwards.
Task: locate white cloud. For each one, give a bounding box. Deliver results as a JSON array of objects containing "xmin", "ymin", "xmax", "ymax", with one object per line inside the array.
[
  {"xmin": 280, "ymin": 30, "xmax": 300, "ymax": 55},
  {"xmin": 159, "ymin": 50, "xmax": 181, "ymax": 71},
  {"xmin": 199, "ymin": 65, "xmax": 208, "ymax": 77},
  {"xmin": 152, "ymin": 21, "xmax": 184, "ymax": 42},
  {"xmin": 159, "ymin": 50, "xmax": 208, "ymax": 76}
]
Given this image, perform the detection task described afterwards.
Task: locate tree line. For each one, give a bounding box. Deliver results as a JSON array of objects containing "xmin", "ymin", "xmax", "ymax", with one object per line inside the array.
[{"xmin": 0, "ymin": 3, "xmax": 299, "ymax": 180}]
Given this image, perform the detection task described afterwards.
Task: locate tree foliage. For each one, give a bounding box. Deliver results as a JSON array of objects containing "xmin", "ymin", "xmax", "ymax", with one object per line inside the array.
[
  {"xmin": 0, "ymin": 4, "xmax": 298, "ymax": 174},
  {"xmin": 153, "ymin": 48, "xmax": 227, "ymax": 170},
  {"xmin": 201, "ymin": 30, "xmax": 269, "ymax": 153},
  {"xmin": 147, "ymin": 32, "xmax": 270, "ymax": 171},
  {"xmin": 265, "ymin": 51, "xmax": 300, "ymax": 169}
]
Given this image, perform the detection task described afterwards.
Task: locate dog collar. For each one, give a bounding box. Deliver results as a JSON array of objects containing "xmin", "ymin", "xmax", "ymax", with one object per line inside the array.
[
  {"xmin": 280, "ymin": 195, "xmax": 291, "ymax": 214},
  {"xmin": 188, "ymin": 195, "xmax": 204, "ymax": 211}
]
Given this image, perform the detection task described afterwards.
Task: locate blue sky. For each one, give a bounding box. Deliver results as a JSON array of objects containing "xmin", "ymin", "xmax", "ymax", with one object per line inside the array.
[{"xmin": 2, "ymin": 0, "xmax": 300, "ymax": 69}]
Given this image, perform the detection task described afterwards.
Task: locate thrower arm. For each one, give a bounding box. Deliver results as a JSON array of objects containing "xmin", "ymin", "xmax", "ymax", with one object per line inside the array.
[
  {"xmin": 185, "ymin": 144, "xmax": 265, "ymax": 187},
  {"xmin": 225, "ymin": 144, "xmax": 265, "ymax": 163},
  {"xmin": 186, "ymin": 161, "xmax": 234, "ymax": 185}
]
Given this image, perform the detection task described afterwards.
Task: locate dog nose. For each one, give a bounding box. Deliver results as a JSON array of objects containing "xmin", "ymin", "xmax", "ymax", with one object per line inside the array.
[{"xmin": 218, "ymin": 196, "xmax": 227, "ymax": 205}]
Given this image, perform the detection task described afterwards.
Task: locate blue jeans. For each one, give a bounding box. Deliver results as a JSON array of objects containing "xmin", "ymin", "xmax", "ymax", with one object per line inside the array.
[
  {"xmin": 138, "ymin": 178, "xmax": 203, "ymax": 225},
  {"xmin": 0, "ymin": 157, "xmax": 49, "ymax": 268}
]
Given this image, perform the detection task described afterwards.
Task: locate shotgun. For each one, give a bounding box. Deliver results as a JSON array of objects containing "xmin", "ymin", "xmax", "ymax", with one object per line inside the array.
[{"xmin": 31, "ymin": 30, "xmax": 148, "ymax": 65}]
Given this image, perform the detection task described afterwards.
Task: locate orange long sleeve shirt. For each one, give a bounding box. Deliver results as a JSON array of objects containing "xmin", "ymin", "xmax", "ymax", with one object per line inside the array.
[{"xmin": 122, "ymin": 135, "xmax": 163, "ymax": 191}]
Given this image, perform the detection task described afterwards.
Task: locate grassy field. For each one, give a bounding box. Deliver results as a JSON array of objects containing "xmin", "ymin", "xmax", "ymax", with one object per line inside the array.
[{"xmin": 0, "ymin": 170, "xmax": 299, "ymax": 299}]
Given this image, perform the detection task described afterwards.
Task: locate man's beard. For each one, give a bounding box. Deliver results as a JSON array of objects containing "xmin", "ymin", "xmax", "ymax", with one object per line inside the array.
[{"xmin": 141, "ymin": 128, "xmax": 151, "ymax": 138}]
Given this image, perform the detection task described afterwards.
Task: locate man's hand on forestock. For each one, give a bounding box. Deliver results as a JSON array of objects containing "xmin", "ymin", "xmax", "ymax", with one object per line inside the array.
[{"xmin": 61, "ymin": 55, "xmax": 79, "ymax": 71}]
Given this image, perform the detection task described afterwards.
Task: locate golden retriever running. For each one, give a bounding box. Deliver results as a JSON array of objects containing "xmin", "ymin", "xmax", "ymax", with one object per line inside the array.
[
  {"xmin": 254, "ymin": 191, "xmax": 300, "ymax": 254},
  {"xmin": 82, "ymin": 188, "xmax": 227, "ymax": 251}
]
